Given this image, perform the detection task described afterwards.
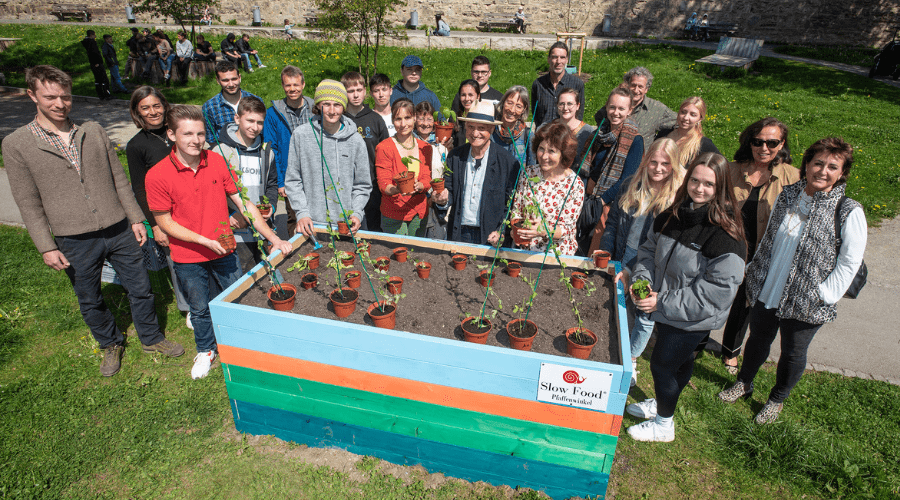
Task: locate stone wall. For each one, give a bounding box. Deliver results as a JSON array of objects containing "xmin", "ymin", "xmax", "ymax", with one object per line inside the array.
[{"xmin": 1, "ymin": 0, "xmax": 897, "ymax": 46}]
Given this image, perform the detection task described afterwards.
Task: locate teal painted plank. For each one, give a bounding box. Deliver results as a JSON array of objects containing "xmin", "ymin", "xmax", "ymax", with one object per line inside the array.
[
  {"xmin": 614, "ymin": 260, "xmax": 634, "ymax": 395},
  {"xmin": 231, "ymin": 399, "xmax": 608, "ymax": 500}
]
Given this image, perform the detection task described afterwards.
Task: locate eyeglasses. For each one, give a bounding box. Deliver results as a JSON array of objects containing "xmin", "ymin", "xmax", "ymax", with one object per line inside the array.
[
  {"xmin": 557, "ymin": 102, "xmax": 578, "ymax": 108},
  {"xmin": 750, "ymin": 138, "xmax": 782, "ymax": 149},
  {"xmin": 471, "ymin": 70, "xmax": 490, "ymax": 76}
]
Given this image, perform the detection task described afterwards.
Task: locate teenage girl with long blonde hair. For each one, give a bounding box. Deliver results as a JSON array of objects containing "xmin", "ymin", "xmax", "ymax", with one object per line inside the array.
[{"xmin": 660, "ymin": 96, "xmax": 720, "ymax": 169}]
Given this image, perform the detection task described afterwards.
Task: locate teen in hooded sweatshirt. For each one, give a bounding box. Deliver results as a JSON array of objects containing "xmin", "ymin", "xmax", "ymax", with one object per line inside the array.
[
  {"xmin": 284, "ymin": 80, "xmax": 371, "ymax": 237},
  {"xmin": 215, "ymin": 96, "xmax": 278, "ymax": 271},
  {"xmin": 389, "ymin": 55, "xmax": 442, "ymax": 120},
  {"xmin": 342, "ymin": 71, "xmax": 388, "ymax": 231}
]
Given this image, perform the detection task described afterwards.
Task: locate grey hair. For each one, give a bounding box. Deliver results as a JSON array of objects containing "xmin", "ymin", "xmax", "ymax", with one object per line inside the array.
[
  {"xmin": 497, "ymin": 85, "xmax": 530, "ymax": 123},
  {"xmin": 624, "ymin": 67, "xmax": 654, "ymax": 88}
]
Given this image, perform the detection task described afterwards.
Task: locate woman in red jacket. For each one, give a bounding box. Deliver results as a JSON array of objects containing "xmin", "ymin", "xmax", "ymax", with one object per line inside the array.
[{"xmin": 375, "ymin": 98, "xmax": 433, "ymax": 236}]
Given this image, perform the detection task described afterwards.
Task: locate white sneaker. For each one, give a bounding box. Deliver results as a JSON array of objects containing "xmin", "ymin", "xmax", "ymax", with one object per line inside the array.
[
  {"xmin": 248, "ymin": 67, "xmax": 254, "ymax": 73},
  {"xmin": 185, "ymin": 312, "xmax": 194, "ymax": 330},
  {"xmin": 626, "ymin": 398, "xmax": 657, "ymax": 419},
  {"xmin": 258, "ymin": 64, "xmax": 266, "ymax": 68},
  {"xmin": 627, "ymin": 416, "xmax": 675, "ymax": 442},
  {"xmin": 630, "ymin": 359, "xmax": 637, "ymax": 387},
  {"xmin": 191, "ymin": 351, "xmax": 217, "ymax": 379}
]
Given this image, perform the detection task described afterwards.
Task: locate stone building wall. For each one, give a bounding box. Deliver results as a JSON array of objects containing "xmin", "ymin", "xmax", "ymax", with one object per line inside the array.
[{"xmin": 1, "ymin": 0, "xmax": 897, "ymax": 46}]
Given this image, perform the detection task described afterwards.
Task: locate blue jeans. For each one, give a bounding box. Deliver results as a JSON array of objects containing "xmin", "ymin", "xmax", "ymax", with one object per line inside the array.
[
  {"xmin": 629, "ymin": 310, "xmax": 656, "ymax": 358},
  {"xmin": 241, "ymin": 52, "xmax": 263, "ymax": 69},
  {"xmin": 159, "ymin": 54, "xmax": 176, "ymax": 74},
  {"xmin": 173, "ymin": 252, "xmax": 243, "ymax": 353},
  {"xmin": 140, "ymin": 54, "xmax": 157, "ymax": 78},
  {"xmin": 435, "ymin": 29, "xmax": 450, "ymax": 36},
  {"xmin": 108, "ymin": 64, "xmax": 128, "ymax": 93},
  {"xmin": 650, "ymin": 323, "xmax": 709, "ymax": 418},
  {"xmin": 55, "ymin": 219, "xmax": 164, "ymax": 349},
  {"xmin": 458, "ymin": 225, "xmax": 480, "ymax": 244}
]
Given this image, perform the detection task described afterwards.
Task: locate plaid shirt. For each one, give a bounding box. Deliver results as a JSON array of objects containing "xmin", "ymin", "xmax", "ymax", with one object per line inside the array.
[
  {"xmin": 201, "ymin": 89, "xmax": 261, "ymax": 145},
  {"xmin": 27, "ymin": 119, "xmax": 81, "ymax": 174}
]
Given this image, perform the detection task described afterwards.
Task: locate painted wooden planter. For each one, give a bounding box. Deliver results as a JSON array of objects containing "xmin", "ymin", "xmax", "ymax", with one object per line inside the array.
[{"xmin": 210, "ymin": 229, "xmax": 633, "ymax": 499}]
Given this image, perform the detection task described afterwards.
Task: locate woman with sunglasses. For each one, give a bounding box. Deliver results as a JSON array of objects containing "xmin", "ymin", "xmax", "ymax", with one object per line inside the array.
[{"xmin": 720, "ymin": 117, "xmax": 800, "ymax": 374}]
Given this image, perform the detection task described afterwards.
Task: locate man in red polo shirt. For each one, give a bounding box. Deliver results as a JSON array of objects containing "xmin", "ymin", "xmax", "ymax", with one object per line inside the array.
[{"xmin": 146, "ymin": 104, "xmax": 292, "ymax": 379}]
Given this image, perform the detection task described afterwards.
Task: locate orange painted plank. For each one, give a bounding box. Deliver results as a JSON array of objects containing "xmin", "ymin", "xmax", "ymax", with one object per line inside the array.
[{"xmin": 220, "ymin": 345, "xmax": 620, "ymax": 435}]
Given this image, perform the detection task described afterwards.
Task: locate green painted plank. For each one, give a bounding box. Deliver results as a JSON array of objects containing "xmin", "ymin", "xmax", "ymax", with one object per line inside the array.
[{"xmin": 224, "ymin": 366, "xmax": 618, "ymax": 472}]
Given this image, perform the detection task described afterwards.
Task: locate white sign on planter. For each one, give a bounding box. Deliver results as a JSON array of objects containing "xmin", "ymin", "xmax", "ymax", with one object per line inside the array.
[{"xmin": 536, "ymin": 363, "xmax": 614, "ymax": 412}]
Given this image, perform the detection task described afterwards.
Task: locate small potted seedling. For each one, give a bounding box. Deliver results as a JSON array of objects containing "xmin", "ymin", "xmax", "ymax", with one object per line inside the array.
[
  {"xmin": 450, "ymin": 253, "xmax": 467, "ymax": 270},
  {"xmin": 374, "ymin": 256, "xmax": 390, "ymax": 272},
  {"xmin": 593, "ymin": 250, "xmax": 611, "ymax": 269},
  {"xmin": 343, "ymin": 270, "xmax": 361, "ymax": 288},
  {"xmin": 414, "ymin": 258, "xmax": 432, "ymax": 279},
  {"xmin": 396, "ymin": 157, "xmax": 419, "ymax": 194},
  {"xmin": 300, "ymin": 272, "xmax": 318, "ymax": 290},
  {"xmin": 570, "ymin": 271, "xmax": 587, "ymax": 289},
  {"xmin": 631, "ymin": 279, "xmax": 651, "ymax": 300},
  {"xmin": 337, "ymin": 210, "xmax": 354, "ymax": 235},
  {"xmin": 433, "ymin": 107, "xmax": 457, "ymax": 143},
  {"xmin": 288, "ymin": 252, "xmax": 320, "ymax": 273},
  {"xmin": 430, "ymin": 162, "xmax": 452, "ymax": 194},
  {"xmin": 356, "ymin": 239, "xmax": 370, "ymax": 257},
  {"xmin": 336, "ymin": 250, "xmax": 355, "ymax": 267},
  {"xmin": 506, "ymin": 275, "xmax": 539, "ymax": 351},
  {"xmin": 386, "ymin": 276, "xmax": 404, "ymax": 295},
  {"xmin": 506, "ymin": 260, "xmax": 522, "ymax": 278},
  {"xmin": 215, "ymin": 221, "xmax": 237, "ymax": 252},
  {"xmin": 460, "ymin": 307, "xmax": 498, "ymax": 345},
  {"xmin": 256, "ymin": 195, "xmax": 272, "ymax": 218},
  {"xmin": 393, "ymin": 246, "xmax": 409, "ymax": 262},
  {"xmin": 510, "ymin": 177, "xmax": 544, "ymax": 246}
]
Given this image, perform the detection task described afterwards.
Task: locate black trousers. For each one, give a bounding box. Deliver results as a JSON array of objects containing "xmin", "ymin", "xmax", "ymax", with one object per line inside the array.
[
  {"xmin": 721, "ymin": 282, "xmax": 751, "ymax": 358},
  {"xmin": 89, "ymin": 64, "xmax": 111, "ymax": 99}
]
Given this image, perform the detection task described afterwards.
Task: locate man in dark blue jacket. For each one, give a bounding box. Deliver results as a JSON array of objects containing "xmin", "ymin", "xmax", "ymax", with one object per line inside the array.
[
  {"xmin": 433, "ymin": 101, "xmax": 520, "ymax": 246},
  {"xmin": 81, "ymin": 30, "xmax": 112, "ymax": 100}
]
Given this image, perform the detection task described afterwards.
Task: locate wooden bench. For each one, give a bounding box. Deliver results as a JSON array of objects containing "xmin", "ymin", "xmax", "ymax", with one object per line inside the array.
[
  {"xmin": 695, "ymin": 36, "xmax": 764, "ymax": 70},
  {"xmin": 478, "ymin": 12, "xmax": 526, "ymax": 33},
  {"xmin": 50, "ymin": 4, "xmax": 91, "ymax": 22},
  {"xmin": 304, "ymin": 10, "xmax": 324, "ymax": 26},
  {"xmin": 684, "ymin": 22, "xmax": 738, "ymax": 41}
]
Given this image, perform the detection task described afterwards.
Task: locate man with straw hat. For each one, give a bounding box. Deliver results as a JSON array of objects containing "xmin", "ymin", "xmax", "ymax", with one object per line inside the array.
[
  {"xmin": 284, "ymin": 79, "xmax": 371, "ymax": 237},
  {"xmin": 434, "ymin": 100, "xmax": 520, "ymax": 246}
]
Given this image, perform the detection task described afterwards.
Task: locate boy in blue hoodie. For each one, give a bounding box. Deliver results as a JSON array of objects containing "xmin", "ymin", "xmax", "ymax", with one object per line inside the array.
[
  {"xmin": 390, "ymin": 55, "xmax": 442, "ymax": 119},
  {"xmin": 215, "ymin": 96, "xmax": 279, "ymax": 271}
]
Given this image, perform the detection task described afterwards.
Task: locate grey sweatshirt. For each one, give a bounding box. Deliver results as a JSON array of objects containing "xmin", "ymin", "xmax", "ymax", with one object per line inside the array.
[{"xmin": 284, "ymin": 114, "xmax": 371, "ymax": 224}]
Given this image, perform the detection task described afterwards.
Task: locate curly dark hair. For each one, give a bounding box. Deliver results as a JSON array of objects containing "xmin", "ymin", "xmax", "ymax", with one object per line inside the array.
[{"xmin": 532, "ymin": 121, "xmax": 577, "ymax": 169}]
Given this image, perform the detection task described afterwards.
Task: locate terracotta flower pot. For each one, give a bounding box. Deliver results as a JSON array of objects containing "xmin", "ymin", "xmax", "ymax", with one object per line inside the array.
[
  {"xmin": 506, "ymin": 262, "xmax": 522, "ymax": 278},
  {"xmin": 461, "ymin": 316, "xmax": 492, "ymax": 344},
  {"xmin": 375, "ymin": 257, "xmax": 390, "ymax": 272},
  {"xmin": 393, "ymin": 247, "xmax": 408, "ymax": 262},
  {"xmin": 304, "ymin": 252, "xmax": 320, "ymax": 270},
  {"xmin": 434, "ymin": 123, "xmax": 453, "ymax": 143},
  {"xmin": 267, "ymin": 283, "xmax": 297, "ymax": 311},
  {"xmin": 430, "ymin": 178, "xmax": 445, "ymax": 194},
  {"xmin": 367, "ymin": 301, "xmax": 397, "ymax": 329},
  {"xmin": 478, "ymin": 269, "xmax": 495, "ymax": 287},
  {"xmin": 506, "ymin": 319, "xmax": 537, "ymax": 351},
  {"xmin": 386, "ymin": 277, "xmax": 404, "ymax": 295},
  {"xmin": 565, "ymin": 327, "xmax": 598, "ymax": 360},
  {"xmin": 450, "ymin": 255, "xmax": 467, "ymax": 270},
  {"xmin": 393, "ymin": 171, "xmax": 416, "ymax": 194},
  {"xmin": 340, "ymin": 253, "xmax": 355, "ymax": 267},
  {"xmin": 415, "ymin": 262, "xmax": 432, "ymax": 279},
  {"xmin": 256, "ymin": 204, "xmax": 272, "ymax": 218},
  {"xmin": 217, "ymin": 233, "xmax": 237, "ymax": 252},
  {"xmin": 337, "ymin": 221, "xmax": 350, "ymax": 235},
  {"xmin": 356, "ymin": 241, "xmax": 370, "ymax": 256},
  {"xmin": 344, "ymin": 271, "xmax": 361, "ymax": 289},
  {"xmin": 329, "ymin": 288, "xmax": 358, "ymax": 318},
  {"xmin": 592, "ymin": 250, "xmax": 611, "ymax": 270},
  {"xmin": 570, "ymin": 271, "xmax": 587, "ymax": 289},
  {"xmin": 510, "ymin": 218, "xmax": 532, "ymax": 246},
  {"xmin": 300, "ymin": 272, "xmax": 318, "ymax": 290}
]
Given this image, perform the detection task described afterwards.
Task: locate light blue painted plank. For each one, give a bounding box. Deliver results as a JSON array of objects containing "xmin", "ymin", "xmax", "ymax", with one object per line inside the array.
[
  {"xmin": 614, "ymin": 260, "xmax": 634, "ymax": 395},
  {"xmin": 232, "ymin": 399, "xmax": 608, "ymax": 499}
]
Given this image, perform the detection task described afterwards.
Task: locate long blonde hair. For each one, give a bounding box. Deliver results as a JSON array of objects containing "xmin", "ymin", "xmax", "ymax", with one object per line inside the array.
[
  {"xmin": 619, "ymin": 138, "xmax": 684, "ymax": 217},
  {"xmin": 674, "ymin": 96, "xmax": 706, "ymax": 168}
]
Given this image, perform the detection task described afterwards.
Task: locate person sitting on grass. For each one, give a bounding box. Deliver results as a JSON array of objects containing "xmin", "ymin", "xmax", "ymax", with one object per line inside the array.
[
  {"xmin": 342, "ymin": 71, "xmax": 389, "ymax": 231},
  {"xmin": 146, "ymin": 104, "xmax": 291, "ymax": 380},
  {"xmin": 284, "ymin": 80, "xmax": 372, "ymax": 237},
  {"xmin": 236, "ymin": 33, "xmax": 266, "ymax": 72},
  {"xmin": 215, "ymin": 96, "xmax": 279, "ymax": 272},
  {"xmin": 193, "ymin": 34, "xmax": 216, "ymax": 61},
  {"xmin": 220, "ymin": 33, "xmax": 244, "ymax": 71}
]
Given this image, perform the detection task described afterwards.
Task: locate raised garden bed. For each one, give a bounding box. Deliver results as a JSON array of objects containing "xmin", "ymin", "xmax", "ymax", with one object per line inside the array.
[{"xmin": 211, "ymin": 229, "xmax": 632, "ymax": 500}]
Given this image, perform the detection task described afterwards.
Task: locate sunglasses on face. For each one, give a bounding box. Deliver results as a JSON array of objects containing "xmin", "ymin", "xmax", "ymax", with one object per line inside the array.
[{"xmin": 750, "ymin": 138, "xmax": 782, "ymax": 149}]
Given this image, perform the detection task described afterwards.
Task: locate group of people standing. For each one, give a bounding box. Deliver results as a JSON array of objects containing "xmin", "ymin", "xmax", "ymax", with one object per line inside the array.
[{"xmin": 7, "ymin": 38, "xmax": 866, "ymax": 441}]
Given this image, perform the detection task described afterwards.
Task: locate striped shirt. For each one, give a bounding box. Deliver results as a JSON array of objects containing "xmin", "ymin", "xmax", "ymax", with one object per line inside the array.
[{"xmin": 28, "ymin": 119, "xmax": 81, "ymax": 174}]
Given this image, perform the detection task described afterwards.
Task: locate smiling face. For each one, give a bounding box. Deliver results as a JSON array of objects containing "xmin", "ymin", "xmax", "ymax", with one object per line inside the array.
[
  {"xmin": 805, "ymin": 152, "xmax": 844, "ymax": 194},
  {"xmin": 281, "ymin": 74, "xmax": 305, "ymax": 104},
  {"xmin": 466, "ymin": 122, "xmax": 494, "ymax": 149},
  {"xmin": 392, "ymin": 107, "xmax": 415, "ymax": 139},
  {"xmin": 137, "ymin": 95, "xmax": 166, "ymax": 129},
  {"xmin": 677, "ymin": 103, "xmax": 702, "ymax": 131},
  {"xmin": 459, "ymin": 84, "xmax": 479, "ymax": 111},
  {"xmin": 236, "ymin": 110, "xmax": 265, "ymax": 143},
  {"xmin": 167, "ymin": 118, "xmax": 206, "ymax": 159},
  {"xmin": 319, "ymin": 100, "xmax": 344, "ymax": 127},
  {"xmin": 536, "ymin": 141, "xmax": 562, "ymax": 172},
  {"xmin": 750, "ymin": 125, "xmax": 784, "ymax": 166},
  {"xmin": 28, "ymin": 80, "xmax": 72, "ymax": 126},
  {"xmin": 548, "ymin": 47, "xmax": 568, "ymax": 76},
  {"xmin": 471, "ymin": 63, "xmax": 491, "ymax": 89},
  {"xmin": 557, "ymin": 92, "xmax": 579, "ymax": 123},
  {"xmin": 647, "ymin": 149, "xmax": 674, "ymax": 187},
  {"xmin": 606, "ymin": 94, "xmax": 632, "ymax": 127},
  {"xmin": 415, "ymin": 111, "xmax": 434, "ymax": 137},
  {"xmin": 500, "ymin": 93, "xmax": 525, "ymax": 126},
  {"xmin": 627, "ymin": 76, "xmax": 649, "ymax": 106},
  {"xmin": 687, "ymin": 164, "xmax": 717, "ymax": 206},
  {"xmin": 216, "ymin": 69, "xmax": 242, "ymax": 97}
]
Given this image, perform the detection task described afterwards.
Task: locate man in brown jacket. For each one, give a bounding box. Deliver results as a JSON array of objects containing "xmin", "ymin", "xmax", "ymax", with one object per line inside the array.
[{"xmin": 2, "ymin": 65, "xmax": 184, "ymax": 377}]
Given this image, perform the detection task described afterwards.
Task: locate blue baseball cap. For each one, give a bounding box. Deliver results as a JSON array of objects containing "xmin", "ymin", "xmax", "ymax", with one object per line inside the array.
[{"xmin": 401, "ymin": 55, "xmax": 424, "ymax": 69}]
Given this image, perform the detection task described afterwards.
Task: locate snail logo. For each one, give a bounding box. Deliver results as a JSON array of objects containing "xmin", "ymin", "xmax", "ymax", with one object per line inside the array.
[{"xmin": 562, "ymin": 370, "xmax": 586, "ymax": 384}]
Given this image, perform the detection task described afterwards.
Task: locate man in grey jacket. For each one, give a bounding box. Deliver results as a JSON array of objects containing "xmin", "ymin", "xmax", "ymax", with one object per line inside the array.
[
  {"xmin": 2, "ymin": 65, "xmax": 184, "ymax": 377},
  {"xmin": 284, "ymin": 80, "xmax": 371, "ymax": 236}
]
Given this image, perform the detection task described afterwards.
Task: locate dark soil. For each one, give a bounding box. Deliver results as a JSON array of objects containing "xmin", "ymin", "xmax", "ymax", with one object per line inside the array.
[
  {"xmin": 463, "ymin": 318, "xmax": 492, "ymax": 335},
  {"xmin": 302, "ymin": 274, "xmax": 318, "ymax": 284},
  {"xmin": 508, "ymin": 320, "xmax": 537, "ymax": 339},
  {"xmin": 330, "ymin": 289, "xmax": 358, "ymax": 304},
  {"xmin": 235, "ymin": 236, "xmax": 619, "ymax": 364},
  {"xmin": 569, "ymin": 329, "xmax": 597, "ymax": 346},
  {"xmin": 370, "ymin": 304, "xmax": 395, "ymax": 317},
  {"xmin": 270, "ymin": 288, "xmax": 294, "ymax": 301}
]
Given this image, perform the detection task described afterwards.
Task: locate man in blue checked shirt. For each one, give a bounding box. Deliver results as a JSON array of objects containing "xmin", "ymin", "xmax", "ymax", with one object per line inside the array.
[{"xmin": 201, "ymin": 61, "xmax": 261, "ymax": 145}]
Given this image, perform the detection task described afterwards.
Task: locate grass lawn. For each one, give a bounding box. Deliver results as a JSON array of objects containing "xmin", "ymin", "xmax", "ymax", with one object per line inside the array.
[
  {"xmin": 1, "ymin": 24, "xmax": 899, "ymax": 499},
  {"xmin": 771, "ymin": 44, "xmax": 881, "ymax": 68}
]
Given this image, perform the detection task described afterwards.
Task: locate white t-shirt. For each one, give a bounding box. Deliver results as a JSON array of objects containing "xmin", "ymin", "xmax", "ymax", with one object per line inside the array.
[{"xmin": 378, "ymin": 112, "xmax": 396, "ymax": 137}]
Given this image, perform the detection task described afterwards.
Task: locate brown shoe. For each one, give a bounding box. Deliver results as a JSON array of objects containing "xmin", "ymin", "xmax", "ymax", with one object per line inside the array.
[
  {"xmin": 100, "ymin": 344, "xmax": 124, "ymax": 377},
  {"xmin": 142, "ymin": 338, "xmax": 185, "ymax": 357}
]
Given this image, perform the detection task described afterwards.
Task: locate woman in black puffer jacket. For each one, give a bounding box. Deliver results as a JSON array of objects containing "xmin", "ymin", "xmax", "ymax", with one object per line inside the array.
[{"xmin": 623, "ymin": 153, "xmax": 747, "ymax": 443}]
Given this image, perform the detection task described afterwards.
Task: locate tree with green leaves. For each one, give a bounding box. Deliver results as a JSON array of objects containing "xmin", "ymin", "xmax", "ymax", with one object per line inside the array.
[
  {"xmin": 315, "ymin": 0, "xmax": 406, "ymax": 81},
  {"xmin": 132, "ymin": 0, "xmax": 218, "ymax": 43}
]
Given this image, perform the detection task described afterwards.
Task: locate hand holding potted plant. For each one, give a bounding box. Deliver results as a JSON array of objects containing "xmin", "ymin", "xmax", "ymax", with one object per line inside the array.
[{"xmin": 433, "ymin": 107, "xmax": 457, "ymax": 143}]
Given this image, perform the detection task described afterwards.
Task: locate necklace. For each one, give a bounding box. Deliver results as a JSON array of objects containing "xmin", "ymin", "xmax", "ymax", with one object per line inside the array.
[
  {"xmin": 786, "ymin": 193, "xmax": 811, "ymax": 234},
  {"xmin": 395, "ymin": 136, "xmax": 415, "ymax": 151},
  {"xmin": 148, "ymin": 128, "xmax": 170, "ymax": 148}
]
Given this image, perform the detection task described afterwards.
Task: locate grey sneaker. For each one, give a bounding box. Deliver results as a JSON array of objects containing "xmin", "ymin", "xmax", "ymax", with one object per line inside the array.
[
  {"xmin": 100, "ymin": 344, "xmax": 124, "ymax": 377},
  {"xmin": 143, "ymin": 338, "xmax": 185, "ymax": 357}
]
